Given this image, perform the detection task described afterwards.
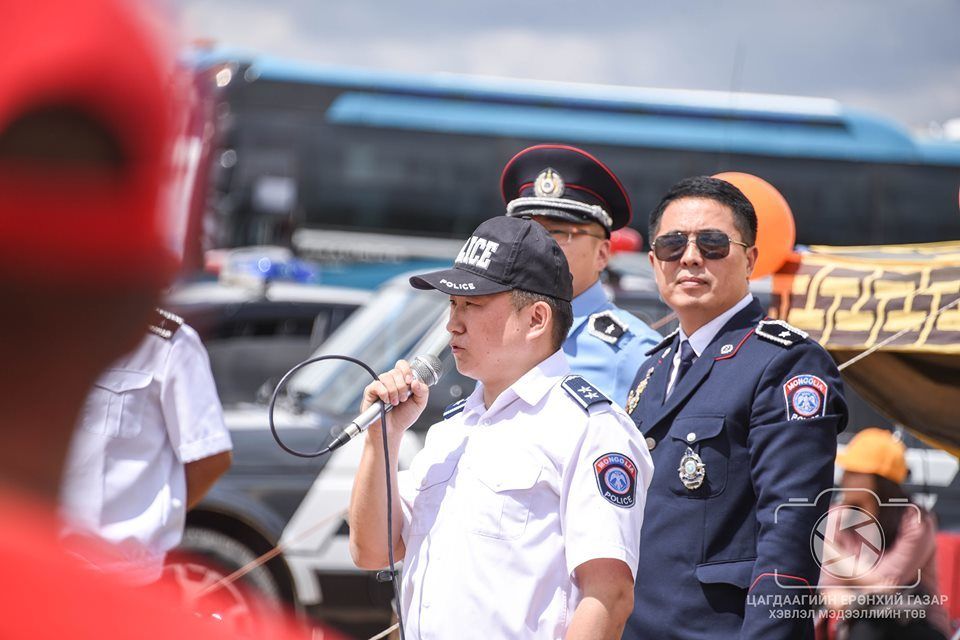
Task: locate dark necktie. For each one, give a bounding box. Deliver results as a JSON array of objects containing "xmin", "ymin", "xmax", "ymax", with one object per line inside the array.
[{"xmin": 670, "ymin": 340, "xmax": 697, "ymax": 396}]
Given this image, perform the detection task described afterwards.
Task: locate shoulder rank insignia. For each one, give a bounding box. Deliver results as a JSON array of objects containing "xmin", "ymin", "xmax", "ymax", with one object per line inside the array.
[
  {"xmin": 561, "ymin": 375, "xmax": 611, "ymax": 411},
  {"xmin": 644, "ymin": 327, "xmax": 679, "ymax": 357},
  {"xmin": 755, "ymin": 319, "xmax": 808, "ymax": 348},
  {"xmin": 148, "ymin": 308, "xmax": 183, "ymax": 340},
  {"xmin": 588, "ymin": 311, "xmax": 628, "ymax": 346},
  {"xmin": 442, "ymin": 399, "xmax": 467, "ymax": 420}
]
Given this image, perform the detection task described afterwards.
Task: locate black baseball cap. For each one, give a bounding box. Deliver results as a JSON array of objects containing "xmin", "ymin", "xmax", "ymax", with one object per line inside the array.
[
  {"xmin": 410, "ymin": 216, "xmax": 573, "ymax": 301},
  {"xmin": 500, "ymin": 143, "xmax": 632, "ymax": 235}
]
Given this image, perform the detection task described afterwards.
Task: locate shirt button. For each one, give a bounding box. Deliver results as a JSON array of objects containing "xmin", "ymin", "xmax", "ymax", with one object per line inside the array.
[
  {"xmin": 645, "ymin": 437, "xmax": 656, "ymax": 451},
  {"xmin": 481, "ymin": 419, "xmax": 490, "ymax": 427},
  {"xmin": 686, "ymin": 432, "xmax": 696, "ymax": 443}
]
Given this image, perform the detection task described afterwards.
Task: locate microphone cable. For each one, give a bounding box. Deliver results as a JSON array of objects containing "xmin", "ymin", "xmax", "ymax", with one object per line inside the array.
[{"xmin": 267, "ymin": 354, "xmax": 407, "ymax": 640}]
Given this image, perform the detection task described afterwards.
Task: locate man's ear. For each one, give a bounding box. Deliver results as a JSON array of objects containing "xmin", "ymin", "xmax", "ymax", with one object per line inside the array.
[
  {"xmin": 595, "ymin": 238, "xmax": 611, "ymax": 272},
  {"xmin": 526, "ymin": 300, "xmax": 552, "ymax": 342},
  {"xmin": 745, "ymin": 245, "xmax": 759, "ymax": 279}
]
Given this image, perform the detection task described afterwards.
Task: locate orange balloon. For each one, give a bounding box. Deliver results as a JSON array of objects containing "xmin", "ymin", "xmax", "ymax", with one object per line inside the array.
[{"xmin": 713, "ymin": 172, "xmax": 796, "ymax": 279}]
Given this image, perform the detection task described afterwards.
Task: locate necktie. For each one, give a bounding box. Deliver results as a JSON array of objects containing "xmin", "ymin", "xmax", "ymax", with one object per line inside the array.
[{"xmin": 670, "ymin": 340, "xmax": 697, "ymax": 396}]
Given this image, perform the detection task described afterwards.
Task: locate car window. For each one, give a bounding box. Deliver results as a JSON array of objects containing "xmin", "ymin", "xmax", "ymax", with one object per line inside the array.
[{"xmin": 290, "ymin": 284, "xmax": 449, "ymax": 416}]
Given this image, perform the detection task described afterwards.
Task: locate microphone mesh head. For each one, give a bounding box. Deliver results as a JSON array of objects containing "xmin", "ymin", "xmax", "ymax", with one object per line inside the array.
[{"xmin": 411, "ymin": 354, "xmax": 443, "ymax": 386}]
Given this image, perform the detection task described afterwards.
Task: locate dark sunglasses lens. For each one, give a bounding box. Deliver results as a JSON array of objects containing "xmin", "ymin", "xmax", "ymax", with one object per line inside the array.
[
  {"xmin": 654, "ymin": 235, "xmax": 687, "ymax": 261},
  {"xmin": 697, "ymin": 232, "xmax": 731, "ymax": 259}
]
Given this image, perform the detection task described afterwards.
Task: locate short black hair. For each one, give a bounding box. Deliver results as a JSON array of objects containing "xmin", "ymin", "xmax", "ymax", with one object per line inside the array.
[
  {"xmin": 510, "ymin": 288, "xmax": 573, "ymax": 351},
  {"xmin": 648, "ymin": 176, "xmax": 757, "ymax": 247}
]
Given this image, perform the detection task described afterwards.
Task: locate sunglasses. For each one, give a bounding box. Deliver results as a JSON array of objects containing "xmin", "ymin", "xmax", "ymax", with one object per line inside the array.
[{"xmin": 651, "ymin": 231, "xmax": 750, "ymax": 261}]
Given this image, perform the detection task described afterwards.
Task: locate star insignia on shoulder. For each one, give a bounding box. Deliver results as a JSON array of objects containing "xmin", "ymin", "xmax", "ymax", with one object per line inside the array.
[
  {"xmin": 755, "ymin": 319, "xmax": 808, "ymax": 348},
  {"xmin": 562, "ymin": 375, "xmax": 611, "ymax": 412},
  {"xmin": 588, "ymin": 311, "xmax": 628, "ymax": 346},
  {"xmin": 148, "ymin": 308, "xmax": 183, "ymax": 340}
]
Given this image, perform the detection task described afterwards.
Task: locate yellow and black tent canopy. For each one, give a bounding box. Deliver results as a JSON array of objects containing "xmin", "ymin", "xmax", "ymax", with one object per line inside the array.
[{"xmin": 769, "ymin": 241, "xmax": 960, "ymax": 455}]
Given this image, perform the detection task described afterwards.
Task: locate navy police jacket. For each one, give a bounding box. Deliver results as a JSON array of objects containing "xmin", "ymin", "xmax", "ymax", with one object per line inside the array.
[{"xmin": 623, "ymin": 298, "xmax": 848, "ymax": 640}]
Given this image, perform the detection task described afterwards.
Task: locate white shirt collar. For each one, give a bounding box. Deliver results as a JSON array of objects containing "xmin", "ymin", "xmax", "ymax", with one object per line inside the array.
[
  {"xmin": 464, "ymin": 349, "xmax": 570, "ymax": 417},
  {"xmin": 678, "ymin": 293, "xmax": 754, "ymax": 357}
]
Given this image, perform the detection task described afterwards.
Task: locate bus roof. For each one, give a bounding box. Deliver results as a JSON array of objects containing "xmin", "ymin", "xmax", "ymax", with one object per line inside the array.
[{"xmin": 194, "ymin": 50, "xmax": 960, "ymax": 166}]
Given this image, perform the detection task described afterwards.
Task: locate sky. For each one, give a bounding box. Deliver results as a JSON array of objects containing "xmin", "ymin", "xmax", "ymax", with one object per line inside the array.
[{"xmin": 177, "ymin": 0, "xmax": 960, "ymax": 133}]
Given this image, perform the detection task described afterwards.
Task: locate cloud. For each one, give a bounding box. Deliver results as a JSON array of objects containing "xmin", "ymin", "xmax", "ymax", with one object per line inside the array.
[{"xmin": 176, "ymin": 0, "xmax": 960, "ymax": 127}]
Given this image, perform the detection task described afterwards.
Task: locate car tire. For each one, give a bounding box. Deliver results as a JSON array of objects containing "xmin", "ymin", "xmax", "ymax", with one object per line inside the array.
[{"xmin": 164, "ymin": 527, "xmax": 284, "ymax": 635}]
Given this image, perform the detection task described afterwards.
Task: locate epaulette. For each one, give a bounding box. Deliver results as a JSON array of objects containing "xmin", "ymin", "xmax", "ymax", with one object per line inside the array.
[
  {"xmin": 148, "ymin": 308, "xmax": 183, "ymax": 340},
  {"xmin": 587, "ymin": 310, "xmax": 628, "ymax": 346},
  {"xmin": 561, "ymin": 375, "xmax": 611, "ymax": 412},
  {"xmin": 755, "ymin": 319, "xmax": 808, "ymax": 348},
  {"xmin": 644, "ymin": 328, "xmax": 679, "ymax": 357},
  {"xmin": 442, "ymin": 399, "xmax": 467, "ymax": 420}
]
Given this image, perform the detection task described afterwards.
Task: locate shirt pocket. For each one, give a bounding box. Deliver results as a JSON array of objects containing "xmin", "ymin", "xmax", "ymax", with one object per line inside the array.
[
  {"xmin": 408, "ymin": 459, "xmax": 458, "ymax": 536},
  {"xmin": 667, "ymin": 415, "xmax": 728, "ymax": 498},
  {"xmin": 695, "ymin": 558, "xmax": 756, "ymax": 589},
  {"xmin": 467, "ymin": 458, "xmax": 543, "ymax": 541},
  {"xmin": 79, "ymin": 369, "xmax": 153, "ymax": 439}
]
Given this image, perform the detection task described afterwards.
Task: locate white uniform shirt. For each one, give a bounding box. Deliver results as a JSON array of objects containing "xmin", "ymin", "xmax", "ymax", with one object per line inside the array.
[
  {"xmin": 60, "ymin": 324, "xmax": 232, "ymax": 584},
  {"xmin": 396, "ymin": 350, "xmax": 653, "ymax": 640}
]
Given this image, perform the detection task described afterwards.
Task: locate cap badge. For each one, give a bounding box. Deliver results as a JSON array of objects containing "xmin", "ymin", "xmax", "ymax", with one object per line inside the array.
[
  {"xmin": 678, "ymin": 446, "xmax": 706, "ymax": 490},
  {"xmin": 534, "ymin": 168, "xmax": 565, "ymax": 198}
]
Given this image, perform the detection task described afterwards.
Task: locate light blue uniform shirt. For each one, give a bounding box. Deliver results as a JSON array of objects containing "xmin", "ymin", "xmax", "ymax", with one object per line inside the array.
[{"xmin": 563, "ymin": 280, "xmax": 661, "ymax": 408}]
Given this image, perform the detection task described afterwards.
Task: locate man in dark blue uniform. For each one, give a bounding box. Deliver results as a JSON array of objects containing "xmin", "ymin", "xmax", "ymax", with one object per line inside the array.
[
  {"xmin": 501, "ymin": 144, "xmax": 660, "ymax": 404},
  {"xmin": 623, "ymin": 176, "xmax": 848, "ymax": 639}
]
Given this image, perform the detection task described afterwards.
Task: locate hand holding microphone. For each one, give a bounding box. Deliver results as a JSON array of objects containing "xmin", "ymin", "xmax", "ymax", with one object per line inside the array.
[{"xmin": 327, "ymin": 355, "xmax": 443, "ymax": 451}]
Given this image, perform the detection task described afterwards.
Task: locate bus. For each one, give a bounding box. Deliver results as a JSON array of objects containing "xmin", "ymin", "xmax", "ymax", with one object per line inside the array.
[{"xmin": 192, "ymin": 50, "xmax": 960, "ymax": 258}]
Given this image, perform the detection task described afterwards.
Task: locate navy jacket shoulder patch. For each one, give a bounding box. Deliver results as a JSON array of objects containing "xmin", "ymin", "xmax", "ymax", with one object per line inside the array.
[
  {"xmin": 442, "ymin": 399, "xmax": 467, "ymax": 420},
  {"xmin": 561, "ymin": 375, "xmax": 611, "ymax": 411},
  {"xmin": 148, "ymin": 308, "xmax": 183, "ymax": 340},
  {"xmin": 755, "ymin": 319, "xmax": 808, "ymax": 348},
  {"xmin": 587, "ymin": 311, "xmax": 628, "ymax": 345},
  {"xmin": 645, "ymin": 328, "xmax": 679, "ymax": 357}
]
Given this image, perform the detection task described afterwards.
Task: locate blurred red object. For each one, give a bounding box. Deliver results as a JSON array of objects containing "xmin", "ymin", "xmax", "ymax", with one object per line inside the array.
[
  {"xmin": 610, "ymin": 226, "xmax": 644, "ymax": 254},
  {"xmin": 0, "ymin": 0, "xmax": 180, "ymax": 286}
]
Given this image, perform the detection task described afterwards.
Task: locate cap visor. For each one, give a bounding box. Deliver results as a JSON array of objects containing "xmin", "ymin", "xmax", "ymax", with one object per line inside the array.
[
  {"xmin": 509, "ymin": 207, "xmax": 610, "ymax": 235},
  {"xmin": 409, "ymin": 267, "xmax": 511, "ymax": 296}
]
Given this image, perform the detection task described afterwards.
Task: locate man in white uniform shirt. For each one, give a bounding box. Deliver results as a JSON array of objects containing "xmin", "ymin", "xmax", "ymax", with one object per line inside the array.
[
  {"xmin": 348, "ymin": 216, "xmax": 653, "ymax": 640},
  {"xmin": 60, "ymin": 309, "xmax": 233, "ymax": 584}
]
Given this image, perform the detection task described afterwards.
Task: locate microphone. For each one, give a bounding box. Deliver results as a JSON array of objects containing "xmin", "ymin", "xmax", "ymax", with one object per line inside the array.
[{"xmin": 326, "ymin": 354, "xmax": 444, "ymax": 452}]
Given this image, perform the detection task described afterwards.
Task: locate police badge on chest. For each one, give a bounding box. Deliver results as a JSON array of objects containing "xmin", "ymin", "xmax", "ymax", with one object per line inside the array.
[{"xmin": 678, "ymin": 447, "xmax": 706, "ymax": 490}]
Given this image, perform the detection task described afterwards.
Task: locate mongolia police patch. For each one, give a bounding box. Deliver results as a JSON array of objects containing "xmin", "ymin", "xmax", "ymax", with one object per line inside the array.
[
  {"xmin": 594, "ymin": 453, "xmax": 638, "ymax": 508},
  {"xmin": 783, "ymin": 374, "xmax": 829, "ymax": 420}
]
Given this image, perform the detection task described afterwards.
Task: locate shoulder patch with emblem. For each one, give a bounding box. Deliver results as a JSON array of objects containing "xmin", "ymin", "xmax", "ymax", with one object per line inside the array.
[
  {"xmin": 594, "ymin": 452, "xmax": 638, "ymax": 508},
  {"xmin": 645, "ymin": 327, "xmax": 679, "ymax": 357},
  {"xmin": 755, "ymin": 319, "xmax": 808, "ymax": 348},
  {"xmin": 442, "ymin": 399, "xmax": 467, "ymax": 420},
  {"xmin": 588, "ymin": 311, "xmax": 628, "ymax": 346},
  {"xmin": 148, "ymin": 308, "xmax": 183, "ymax": 340},
  {"xmin": 783, "ymin": 374, "xmax": 828, "ymax": 420},
  {"xmin": 561, "ymin": 375, "xmax": 611, "ymax": 411}
]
